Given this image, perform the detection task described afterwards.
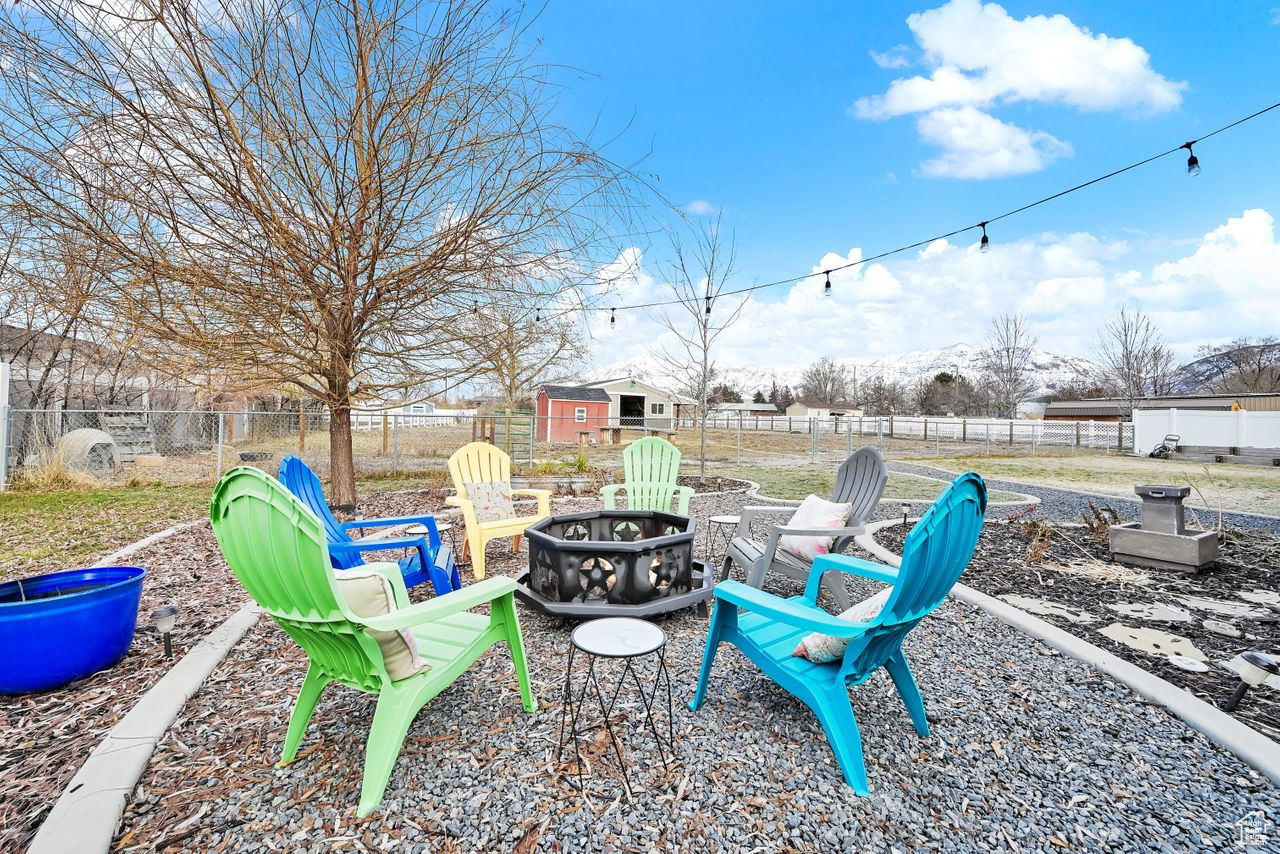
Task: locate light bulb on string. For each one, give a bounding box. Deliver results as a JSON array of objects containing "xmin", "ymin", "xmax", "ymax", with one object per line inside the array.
[
  {"xmin": 1182, "ymin": 141, "xmax": 1200, "ymax": 177},
  {"xmin": 472, "ymin": 300, "xmax": 478, "ymax": 315},
  {"xmin": 610, "ymin": 308, "xmax": 616, "ymax": 328},
  {"xmin": 823, "ymin": 270, "xmax": 832, "ymax": 296},
  {"xmin": 704, "ymin": 296, "xmax": 712, "ymax": 316},
  {"xmin": 979, "ymin": 222, "xmax": 990, "ymax": 253},
  {"xmin": 534, "ymin": 308, "xmax": 541, "ymax": 323}
]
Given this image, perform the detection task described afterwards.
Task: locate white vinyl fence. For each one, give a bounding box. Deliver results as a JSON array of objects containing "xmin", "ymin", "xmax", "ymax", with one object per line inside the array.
[
  {"xmin": 687, "ymin": 414, "xmax": 1132, "ymax": 451},
  {"xmin": 1133, "ymin": 408, "xmax": 1280, "ymax": 454}
]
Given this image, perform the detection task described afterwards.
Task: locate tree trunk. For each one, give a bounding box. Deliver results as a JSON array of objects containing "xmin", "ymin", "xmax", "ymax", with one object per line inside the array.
[{"xmin": 328, "ymin": 400, "xmax": 357, "ymax": 508}]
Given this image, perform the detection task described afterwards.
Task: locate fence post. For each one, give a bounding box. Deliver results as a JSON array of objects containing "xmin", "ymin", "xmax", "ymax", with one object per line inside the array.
[
  {"xmin": 392, "ymin": 414, "xmax": 400, "ymax": 474},
  {"xmin": 215, "ymin": 413, "xmax": 225, "ymax": 477},
  {"xmin": 810, "ymin": 420, "xmax": 818, "ymax": 462},
  {"xmin": 888, "ymin": 415, "xmax": 894, "ymax": 438},
  {"xmin": 961, "ymin": 418, "xmax": 967, "ymax": 443},
  {"xmin": 298, "ymin": 400, "xmax": 307, "ymax": 452},
  {"xmin": 0, "ymin": 362, "xmax": 9, "ymax": 491},
  {"xmin": 381, "ymin": 412, "xmax": 389, "ymax": 455},
  {"xmin": 1008, "ymin": 420, "xmax": 1014, "ymax": 446}
]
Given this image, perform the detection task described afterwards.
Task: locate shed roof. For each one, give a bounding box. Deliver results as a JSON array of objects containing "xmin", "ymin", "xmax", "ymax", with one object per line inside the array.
[
  {"xmin": 792, "ymin": 397, "xmax": 861, "ymax": 410},
  {"xmin": 541, "ymin": 384, "xmax": 611, "ymax": 403}
]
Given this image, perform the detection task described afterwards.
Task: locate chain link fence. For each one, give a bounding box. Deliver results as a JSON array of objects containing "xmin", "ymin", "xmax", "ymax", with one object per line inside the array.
[{"xmin": 0, "ymin": 405, "xmax": 1134, "ymax": 490}]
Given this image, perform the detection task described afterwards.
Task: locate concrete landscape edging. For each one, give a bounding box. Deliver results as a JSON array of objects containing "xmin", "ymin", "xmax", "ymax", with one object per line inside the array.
[
  {"xmin": 856, "ymin": 519, "xmax": 1280, "ymax": 787},
  {"xmin": 747, "ymin": 471, "xmax": 1040, "ymax": 509},
  {"xmin": 90, "ymin": 519, "xmax": 206, "ymax": 567},
  {"xmin": 28, "ymin": 602, "xmax": 262, "ymax": 854}
]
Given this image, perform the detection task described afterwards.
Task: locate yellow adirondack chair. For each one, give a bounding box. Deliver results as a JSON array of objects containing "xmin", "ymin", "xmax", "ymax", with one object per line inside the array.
[{"xmin": 447, "ymin": 442, "xmax": 551, "ymax": 579}]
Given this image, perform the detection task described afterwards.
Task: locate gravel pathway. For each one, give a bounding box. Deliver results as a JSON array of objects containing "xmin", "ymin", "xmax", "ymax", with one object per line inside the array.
[
  {"xmin": 888, "ymin": 461, "xmax": 1280, "ymax": 533},
  {"xmin": 112, "ymin": 491, "xmax": 1279, "ymax": 853}
]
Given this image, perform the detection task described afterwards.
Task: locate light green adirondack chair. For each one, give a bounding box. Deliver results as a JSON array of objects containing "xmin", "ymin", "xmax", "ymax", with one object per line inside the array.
[
  {"xmin": 209, "ymin": 466, "xmax": 536, "ymax": 817},
  {"xmin": 601, "ymin": 436, "xmax": 693, "ymax": 515}
]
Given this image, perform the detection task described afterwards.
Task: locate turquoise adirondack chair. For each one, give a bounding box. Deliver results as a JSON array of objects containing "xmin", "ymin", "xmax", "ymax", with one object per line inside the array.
[
  {"xmin": 279, "ymin": 455, "xmax": 460, "ymax": 596},
  {"xmin": 601, "ymin": 436, "xmax": 693, "ymax": 514},
  {"xmin": 689, "ymin": 472, "xmax": 987, "ymax": 793},
  {"xmin": 210, "ymin": 466, "xmax": 536, "ymax": 816}
]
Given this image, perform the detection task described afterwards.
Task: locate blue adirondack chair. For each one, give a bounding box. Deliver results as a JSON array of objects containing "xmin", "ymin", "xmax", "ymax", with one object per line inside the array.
[
  {"xmin": 689, "ymin": 471, "xmax": 987, "ymax": 793},
  {"xmin": 278, "ymin": 455, "xmax": 460, "ymax": 596}
]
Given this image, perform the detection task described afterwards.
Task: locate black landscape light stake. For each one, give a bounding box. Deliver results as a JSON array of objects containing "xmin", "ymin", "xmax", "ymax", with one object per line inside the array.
[
  {"xmin": 901, "ymin": 503, "xmax": 909, "ymax": 527},
  {"xmin": 152, "ymin": 605, "xmax": 179, "ymax": 659},
  {"xmin": 1225, "ymin": 651, "xmax": 1279, "ymax": 712}
]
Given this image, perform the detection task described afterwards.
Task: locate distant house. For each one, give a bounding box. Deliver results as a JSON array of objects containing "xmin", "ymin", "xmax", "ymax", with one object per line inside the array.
[
  {"xmin": 785, "ymin": 398, "xmax": 863, "ymax": 419},
  {"xmin": 1043, "ymin": 393, "xmax": 1280, "ymax": 422},
  {"xmin": 350, "ymin": 398, "xmax": 436, "ymax": 430},
  {"xmin": 709, "ymin": 401, "xmax": 779, "ymax": 417},
  {"xmin": 580, "ymin": 377, "xmax": 693, "ymax": 429},
  {"xmin": 536, "ymin": 385, "xmax": 611, "ymax": 442},
  {"xmin": 1, "ymin": 322, "xmax": 152, "ymax": 409}
]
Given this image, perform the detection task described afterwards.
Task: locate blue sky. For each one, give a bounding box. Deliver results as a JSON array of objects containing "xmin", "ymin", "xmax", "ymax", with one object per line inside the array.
[{"xmin": 526, "ymin": 1, "xmax": 1280, "ymax": 368}]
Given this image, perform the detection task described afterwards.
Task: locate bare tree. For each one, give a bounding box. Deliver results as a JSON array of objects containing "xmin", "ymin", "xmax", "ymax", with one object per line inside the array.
[
  {"xmin": 978, "ymin": 312, "xmax": 1039, "ymax": 418},
  {"xmin": 1192, "ymin": 337, "xmax": 1280, "ymax": 393},
  {"xmin": 471, "ymin": 305, "xmax": 586, "ymax": 408},
  {"xmin": 654, "ymin": 215, "xmax": 744, "ymax": 477},
  {"xmin": 0, "ymin": 0, "xmax": 640, "ymax": 504},
  {"xmin": 1095, "ymin": 307, "xmax": 1173, "ymax": 410},
  {"xmin": 797, "ymin": 356, "xmax": 853, "ymax": 404},
  {"xmin": 858, "ymin": 375, "xmax": 907, "ymax": 416}
]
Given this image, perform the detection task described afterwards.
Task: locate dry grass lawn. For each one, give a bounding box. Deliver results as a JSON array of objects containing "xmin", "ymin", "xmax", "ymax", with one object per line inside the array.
[{"xmin": 910, "ymin": 453, "xmax": 1280, "ymax": 517}]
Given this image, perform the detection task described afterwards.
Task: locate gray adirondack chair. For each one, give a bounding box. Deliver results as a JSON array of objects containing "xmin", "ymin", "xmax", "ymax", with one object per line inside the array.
[{"xmin": 722, "ymin": 446, "xmax": 887, "ymax": 610}]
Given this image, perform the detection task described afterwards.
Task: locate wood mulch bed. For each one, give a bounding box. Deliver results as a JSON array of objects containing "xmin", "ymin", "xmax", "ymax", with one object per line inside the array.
[
  {"xmin": 675, "ymin": 475, "xmax": 751, "ymax": 493},
  {"xmin": 875, "ymin": 514, "xmax": 1280, "ymax": 741},
  {"xmin": 0, "ymin": 488, "xmax": 451, "ymax": 852}
]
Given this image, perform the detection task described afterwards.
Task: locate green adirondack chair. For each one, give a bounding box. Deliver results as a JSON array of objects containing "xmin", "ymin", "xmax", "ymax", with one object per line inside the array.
[
  {"xmin": 601, "ymin": 436, "xmax": 692, "ymax": 514},
  {"xmin": 209, "ymin": 466, "xmax": 536, "ymax": 817}
]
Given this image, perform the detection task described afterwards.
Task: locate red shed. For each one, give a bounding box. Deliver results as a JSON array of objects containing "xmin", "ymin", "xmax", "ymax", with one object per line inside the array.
[{"xmin": 537, "ymin": 385, "xmax": 611, "ymax": 442}]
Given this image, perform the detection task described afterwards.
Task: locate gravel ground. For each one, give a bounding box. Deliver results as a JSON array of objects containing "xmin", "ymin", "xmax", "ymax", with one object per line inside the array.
[
  {"xmin": 889, "ymin": 461, "xmax": 1280, "ymax": 533},
  {"xmin": 875, "ymin": 520, "xmax": 1280, "ymax": 741},
  {"xmin": 112, "ymin": 490, "xmax": 1279, "ymax": 853}
]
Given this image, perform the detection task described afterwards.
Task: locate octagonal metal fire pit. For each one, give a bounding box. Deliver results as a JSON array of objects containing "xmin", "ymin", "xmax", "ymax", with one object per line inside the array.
[{"xmin": 516, "ymin": 510, "xmax": 710, "ymax": 618}]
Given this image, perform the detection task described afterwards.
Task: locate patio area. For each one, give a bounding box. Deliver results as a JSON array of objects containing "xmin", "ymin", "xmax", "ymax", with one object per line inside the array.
[{"xmin": 90, "ymin": 486, "xmax": 1279, "ymax": 852}]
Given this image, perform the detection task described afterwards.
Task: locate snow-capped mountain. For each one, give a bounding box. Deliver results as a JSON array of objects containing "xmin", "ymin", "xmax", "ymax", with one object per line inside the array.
[{"xmin": 591, "ymin": 343, "xmax": 1099, "ymax": 398}]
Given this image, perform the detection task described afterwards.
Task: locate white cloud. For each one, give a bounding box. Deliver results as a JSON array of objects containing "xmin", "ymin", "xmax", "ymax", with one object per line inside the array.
[
  {"xmin": 916, "ymin": 107, "xmax": 1072, "ymax": 178},
  {"xmin": 684, "ymin": 199, "xmax": 719, "ymax": 216},
  {"xmin": 590, "ymin": 210, "xmax": 1280, "ymax": 372},
  {"xmin": 869, "ymin": 46, "xmax": 911, "ymax": 70},
  {"xmin": 857, "ymin": 0, "xmax": 1183, "ymax": 118},
  {"xmin": 855, "ymin": 0, "xmax": 1184, "ymax": 179}
]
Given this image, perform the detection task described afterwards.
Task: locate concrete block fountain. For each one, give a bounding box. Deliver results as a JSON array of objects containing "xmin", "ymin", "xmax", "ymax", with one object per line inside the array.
[{"xmin": 1109, "ymin": 484, "xmax": 1219, "ymax": 573}]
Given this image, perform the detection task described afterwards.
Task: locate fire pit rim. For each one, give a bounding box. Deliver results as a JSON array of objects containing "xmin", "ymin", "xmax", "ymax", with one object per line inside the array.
[{"xmin": 524, "ymin": 508, "xmax": 698, "ymax": 551}]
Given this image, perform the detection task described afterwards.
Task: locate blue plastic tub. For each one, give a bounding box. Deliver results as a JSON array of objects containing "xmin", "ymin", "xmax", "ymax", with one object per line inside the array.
[{"xmin": 0, "ymin": 566, "xmax": 147, "ymax": 694}]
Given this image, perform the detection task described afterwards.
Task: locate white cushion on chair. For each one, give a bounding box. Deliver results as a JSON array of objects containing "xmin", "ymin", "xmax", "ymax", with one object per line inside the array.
[
  {"xmin": 335, "ymin": 570, "xmax": 429, "ymax": 681},
  {"xmin": 777, "ymin": 494, "xmax": 852, "ymax": 561},
  {"xmin": 792, "ymin": 588, "xmax": 891, "ymax": 663},
  {"xmin": 464, "ymin": 481, "xmax": 515, "ymax": 522}
]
